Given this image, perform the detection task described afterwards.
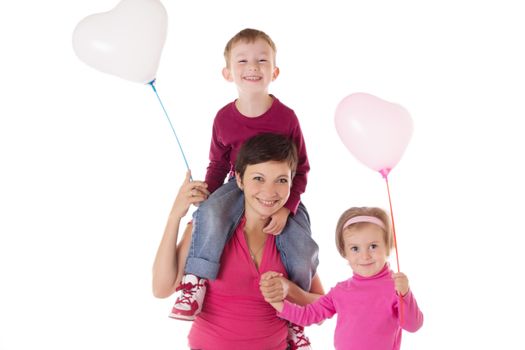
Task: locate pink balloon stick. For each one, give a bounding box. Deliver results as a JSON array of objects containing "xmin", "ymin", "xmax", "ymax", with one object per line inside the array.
[{"xmin": 383, "ymin": 173, "xmax": 404, "ymax": 326}]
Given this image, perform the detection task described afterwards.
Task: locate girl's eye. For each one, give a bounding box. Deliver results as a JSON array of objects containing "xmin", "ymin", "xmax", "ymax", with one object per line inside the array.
[
  {"xmin": 350, "ymin": 246, "xmax": 358, "ymax": 253},
  {"xmin": 278, "ymin": 178, "xmax": 288, "ymax": 184},
  {"xmin": 259, "ymin": 59, "xmax": 268, "ymax": 63},
  {"xmin": 238, "ymin": 59, "xmax": 247, "ymax": 63},
  {"xmin": 370, "ymin": 244, "xmax": 378, "ymax": 250}
]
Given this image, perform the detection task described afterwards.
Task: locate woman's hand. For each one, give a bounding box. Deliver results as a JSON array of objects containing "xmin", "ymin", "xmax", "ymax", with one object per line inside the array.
[
  {"xmin": 260, "ymin": 271, "xmax": 289, "ymax": 303},
  {"xmin": 170, "ymin": 170, "xmax": 209, "ymax": 219}
]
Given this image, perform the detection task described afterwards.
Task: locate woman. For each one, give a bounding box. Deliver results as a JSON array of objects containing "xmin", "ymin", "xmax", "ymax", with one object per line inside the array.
[{"xmin": 152, "ymin": 133, "xmax": 324, "ymax": 349}]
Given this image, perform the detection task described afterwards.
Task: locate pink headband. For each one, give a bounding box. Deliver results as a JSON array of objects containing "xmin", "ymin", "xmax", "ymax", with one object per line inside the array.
[{"xmin": 343, "ymin": 216, "xmax": 386, "ymax": 231}]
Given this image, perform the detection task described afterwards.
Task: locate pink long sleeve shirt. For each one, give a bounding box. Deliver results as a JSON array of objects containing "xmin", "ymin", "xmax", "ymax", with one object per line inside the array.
[
  {"xmin": 278, "ymin": 264, "xmax": 423, "ymax": 350},
  {"xmin": 205, "ymin": 96, "xmax": 309, "ymax": 214},
  {"xmin": 188, "ymin": 217, "xmax": 289, "ymax": 350}
]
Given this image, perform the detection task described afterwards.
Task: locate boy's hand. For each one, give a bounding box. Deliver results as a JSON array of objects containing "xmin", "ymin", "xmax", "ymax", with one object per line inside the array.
[
  {"xmin": 392, "ymin": 272, "xmax": 410, "ymax": 297},
  {"xmin": 263, "ymin": 207, "xmax": 290, "ymax": 235}
]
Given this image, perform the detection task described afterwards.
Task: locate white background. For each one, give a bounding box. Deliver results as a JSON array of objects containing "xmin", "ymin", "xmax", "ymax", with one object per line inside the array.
[{"xmin": 1, "ymin": 1, "xmax": 524, "ymax": 349}]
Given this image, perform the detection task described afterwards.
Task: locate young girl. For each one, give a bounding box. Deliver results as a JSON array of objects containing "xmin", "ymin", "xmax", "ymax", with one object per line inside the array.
[{"xmin": 261, "ymin": 207, "xmax": 424, "ymax": 350}]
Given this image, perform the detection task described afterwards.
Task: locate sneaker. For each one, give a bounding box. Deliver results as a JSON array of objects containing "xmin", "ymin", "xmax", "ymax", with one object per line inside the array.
[
  {"xmin": 168, "ymin": 274, "xmax": 207, "ymax": 321},
  {"xmin": 287, "ymin": 323, "xmax": 312, "ymax": 350}
]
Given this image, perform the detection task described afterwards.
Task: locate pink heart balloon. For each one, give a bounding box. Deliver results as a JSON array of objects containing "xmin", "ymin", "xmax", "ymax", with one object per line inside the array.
[
  {"xmin": 72, "ymin": 0, "xmax": 167, "ymax": 84},
  {"xmin": 334, "ymin": 93, "xmax": 413, "ymax": 177}
]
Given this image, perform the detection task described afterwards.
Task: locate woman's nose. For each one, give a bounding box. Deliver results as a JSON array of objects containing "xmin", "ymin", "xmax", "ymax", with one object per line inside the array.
[{"xmin": 263, "ymin": 182, "xmax": 278, "ymax": 194}]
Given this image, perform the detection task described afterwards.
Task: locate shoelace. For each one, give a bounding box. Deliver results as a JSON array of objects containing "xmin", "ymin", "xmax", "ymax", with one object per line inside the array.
[
  {"xmin": 289, "ymin": 325, "xmax": 311, "ymax": 346},
  {"xmin": 175, "ymin": 280, "xmax": 206, "ymax": 305},
  {"xmin": 175, "ymin": 283, "xmax": 195, "ymax": 305}
]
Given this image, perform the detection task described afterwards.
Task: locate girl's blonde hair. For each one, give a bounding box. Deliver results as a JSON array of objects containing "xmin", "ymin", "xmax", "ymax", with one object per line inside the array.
[{"xmin": 335, "ymin": 207, "xmax": 393, "ymax": 257}]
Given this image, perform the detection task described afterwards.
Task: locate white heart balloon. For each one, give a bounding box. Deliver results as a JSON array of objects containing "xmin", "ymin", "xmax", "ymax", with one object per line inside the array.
[{"xmin": 72, "ymin": 0, "xmax": 167, "ymax": 84}]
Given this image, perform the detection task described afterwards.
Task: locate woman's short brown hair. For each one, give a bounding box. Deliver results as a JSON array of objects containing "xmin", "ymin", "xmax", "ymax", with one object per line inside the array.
[{"xmin": 235, "ymin": 133, "xmax": 297, "ymax": 179}]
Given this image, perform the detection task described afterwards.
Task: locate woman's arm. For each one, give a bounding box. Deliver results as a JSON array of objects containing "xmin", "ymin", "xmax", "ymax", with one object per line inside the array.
[
  {"xmin": 286, "ymin": 273, "xmax": 324, "ymax": 306},
  {"xmin": 152, "ymin": 171, "xmax": 207, "ymax": 298}
]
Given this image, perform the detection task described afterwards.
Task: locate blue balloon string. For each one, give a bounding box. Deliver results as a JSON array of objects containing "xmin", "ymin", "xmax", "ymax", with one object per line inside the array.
[{"xmin": 148, "ymin": 80, "xmax": 192, "ymax": 180}]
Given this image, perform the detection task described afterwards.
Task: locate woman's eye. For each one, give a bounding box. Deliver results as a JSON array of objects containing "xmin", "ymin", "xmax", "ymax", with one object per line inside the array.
[{"xmin": 278, "ymin": 178, "xmax": 288, "ymax": 184}]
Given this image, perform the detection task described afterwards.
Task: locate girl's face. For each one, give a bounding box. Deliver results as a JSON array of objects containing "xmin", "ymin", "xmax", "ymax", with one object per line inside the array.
[
  {"xmin": 343, "ymin": 224, "xmax": 388, "ymax": 277},
  {"xmin": 236, "ymin": 160, "xmax": 291, "ymax": 221}
]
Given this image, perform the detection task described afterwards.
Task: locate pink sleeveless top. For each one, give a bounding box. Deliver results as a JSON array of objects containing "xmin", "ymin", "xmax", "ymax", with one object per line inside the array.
[{"xmin": 188, "ymin": 217, "xmax": 289, "ymax": 350}]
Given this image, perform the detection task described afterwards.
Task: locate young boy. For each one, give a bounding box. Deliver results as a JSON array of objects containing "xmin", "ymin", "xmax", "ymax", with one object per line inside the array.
[{"xmin": 171, "ymin": 28, "xmax": 318, "ymax": 349}]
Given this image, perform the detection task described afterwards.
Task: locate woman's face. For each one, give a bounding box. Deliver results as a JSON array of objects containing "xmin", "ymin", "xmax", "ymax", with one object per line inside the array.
[{"xmin": 236, "ymin": 160, "xmax": 291, "ymax": 220}]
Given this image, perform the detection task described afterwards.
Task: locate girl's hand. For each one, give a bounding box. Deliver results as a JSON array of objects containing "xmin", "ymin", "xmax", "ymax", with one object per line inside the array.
[
  {"xmin": 263, "ymin": 207, "xmax": 290, "ymax": 235},
  {"xmin": 170, "ymin": 171, "xmax": 208, "ymax": 219},
  {"xmin": 260, "ymin": 271, "xmax": 289, "ymax": 303},
  {"xmin": 392, "ymin": 272, "xmax": 410, "ymax": 297}
]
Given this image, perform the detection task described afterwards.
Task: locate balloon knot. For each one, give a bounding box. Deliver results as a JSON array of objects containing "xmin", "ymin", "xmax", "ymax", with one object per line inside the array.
[{"xmin": 379, "ymin": 168, "xmax": 391, "ymax": 178}]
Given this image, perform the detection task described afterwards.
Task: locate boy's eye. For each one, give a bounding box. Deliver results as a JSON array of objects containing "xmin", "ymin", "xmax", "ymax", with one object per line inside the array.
[
  {"xmin": 238, "ymin": 59, "xmax": 247, "ymax": 63},
  {"xmin": 259, "ymin": 59, "xmax": 268, "ymax": 63},
  {"xmin": 350, "ymin": 246, "xmax": 358, "ymax": 253},
  {"xmin": 370, "ymin": 244, "xmax": 378, "ymax": 250}
]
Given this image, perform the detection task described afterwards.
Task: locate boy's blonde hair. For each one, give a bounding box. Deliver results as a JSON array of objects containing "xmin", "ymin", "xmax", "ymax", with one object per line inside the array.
[
  {"xmin": 335, "ymin": 207, "xmax": 393, "ymax": 257},
  {"xmin": 223, "ymin": 28, "xmax": 277, "ymax": 67}
]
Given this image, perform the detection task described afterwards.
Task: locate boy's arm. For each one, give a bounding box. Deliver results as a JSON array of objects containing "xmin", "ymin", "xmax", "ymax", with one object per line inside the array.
[
  {"xmin": 263, "ymin": 206, "xmax": 290, "ymax": 235},
  {"xmin": 286, "ymin": 119, "xmax": 309, "ymax": 214},
  {"xmin": 205, "ymin": 121, "xmax": 231, "ymax": 193}
]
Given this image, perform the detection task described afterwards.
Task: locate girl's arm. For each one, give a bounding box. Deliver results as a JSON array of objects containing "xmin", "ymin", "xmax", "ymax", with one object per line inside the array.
[
  {"xmin": 393, "ymin": 272, "xmax": 424, "ymax": 332},
  {"xmin": 260, "ymin": 272, "xmax": 324, "ymax": 307},
  {"xmin": 261, "ymin": 273, "xmax": 334, "ymax": 326},
  {"xmin": 398, "ymin": 290, "xmax": 424, "ymax": 332},
  {"xmin": 152, "ymin": 172, "xmax": 207, "ymax": 298}
]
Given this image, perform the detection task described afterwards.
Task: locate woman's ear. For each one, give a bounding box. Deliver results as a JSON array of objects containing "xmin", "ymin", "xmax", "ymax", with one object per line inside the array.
[{"xmin": 235, "ymin": 172, "xmax": 243, "ymax": 190}]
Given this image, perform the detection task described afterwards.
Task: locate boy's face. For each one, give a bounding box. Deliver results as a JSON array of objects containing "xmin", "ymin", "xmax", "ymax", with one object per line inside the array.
[
  {"xmin": 236, "ymin": 160, "xmax": 291, "ymax": 220},
  {"xmin": 222, "ymin": 39, "xmax": 279, "ymax": 95},
  {"xmin": 343, "ymin": 225, "xmax": 388, "ymax": 277}
]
